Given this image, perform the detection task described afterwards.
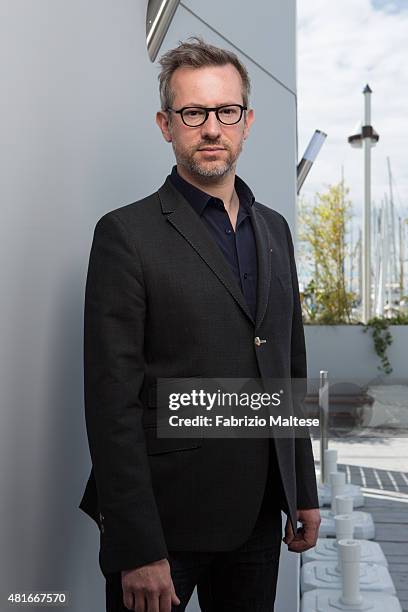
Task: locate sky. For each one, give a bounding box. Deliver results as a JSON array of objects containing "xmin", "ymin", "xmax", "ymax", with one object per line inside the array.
[{"xmin": 297, "ymin": 0, "xmax": 408, "ymax": 224}]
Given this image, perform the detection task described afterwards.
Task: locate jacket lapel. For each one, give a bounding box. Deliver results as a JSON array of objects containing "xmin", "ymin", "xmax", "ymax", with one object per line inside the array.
[
  {"xmin": 249, "ymin": 206, "xmax": 273, "ymax": 330},
  {"xmin": 157, "ymin": 176, "xmax": 272, "ymax": 329}
]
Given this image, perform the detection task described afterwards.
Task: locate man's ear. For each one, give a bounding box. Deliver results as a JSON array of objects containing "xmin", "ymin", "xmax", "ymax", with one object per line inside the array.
[
  {"xmin": 156, "ymin": 110, "xmax": 172, "ymax": 143},
  {"xmin": 243, "ymin": 108, "xmax": 255, "ymax": 140}
]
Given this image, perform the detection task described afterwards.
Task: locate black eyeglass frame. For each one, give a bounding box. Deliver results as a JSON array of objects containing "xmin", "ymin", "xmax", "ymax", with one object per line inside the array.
[{"xmin": 166, "ymin": 104, "xmax": 248, "ymax": 127}]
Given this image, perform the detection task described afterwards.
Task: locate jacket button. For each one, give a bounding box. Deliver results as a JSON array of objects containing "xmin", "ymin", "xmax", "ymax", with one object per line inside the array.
[{"xmin": 254, "ymin": 336, "xmax": 267, "ymax": 346}]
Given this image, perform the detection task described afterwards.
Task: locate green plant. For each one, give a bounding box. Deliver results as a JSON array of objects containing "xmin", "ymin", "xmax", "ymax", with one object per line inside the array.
[
  {"xmin": 363, "ymin": 313, "xmax": 408, "ymax": 374},
  {"xmin": 363, "ymin": 317, "xmax": 393, "ymax": 374},
  {"xmin": 389, "ymin": 312, "xmax": 408, "ymax": 325},
  {"xmin": 298, "ymin": 181, "xmax": 356, "ymax": 323}
]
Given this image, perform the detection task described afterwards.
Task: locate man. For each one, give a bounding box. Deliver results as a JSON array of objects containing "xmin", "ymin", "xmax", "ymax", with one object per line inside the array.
[{"xmin": 79, "ymin": 37, "xmax": 320, "ymax": 612}]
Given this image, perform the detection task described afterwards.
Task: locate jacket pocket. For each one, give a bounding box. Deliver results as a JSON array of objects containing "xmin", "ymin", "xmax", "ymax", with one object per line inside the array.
[
  {"xmin": 144, "ymin": 376, "xmax": 202, "ymax": 409},
  {"xmin": 144, "ymin": 425, "xmax": 202, "ymax": 455}
]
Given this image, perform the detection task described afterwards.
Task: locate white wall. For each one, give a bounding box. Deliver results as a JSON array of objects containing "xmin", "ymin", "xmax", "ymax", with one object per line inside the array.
[
  {"xmin": 305, "ymin": 325, "xmax": 408, "ymax": 381},
  {"xmin": 0, "ymin": 1, "xmax": 297, "ymax": 610}
]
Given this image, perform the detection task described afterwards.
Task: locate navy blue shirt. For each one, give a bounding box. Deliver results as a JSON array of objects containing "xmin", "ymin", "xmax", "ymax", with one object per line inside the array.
[{"xmin": 169, "ymin": 165, "xmax": 258, "ymax": 322}]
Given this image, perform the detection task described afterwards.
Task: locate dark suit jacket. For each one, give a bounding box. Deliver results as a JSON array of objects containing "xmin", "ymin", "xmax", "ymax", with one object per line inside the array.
[{"xmin": 78, "ymin": 173, "xmax": 319, "ymax": 576}]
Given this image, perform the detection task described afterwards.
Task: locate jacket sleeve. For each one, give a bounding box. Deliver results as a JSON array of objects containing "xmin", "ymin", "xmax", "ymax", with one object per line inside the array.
[
  {"xmin": 83, "ymin": 212, "xmax": 168, "ymax": 574},
  {"xmin": 283, "ymin": 217, "xmax": 319, "ymax": 511}
]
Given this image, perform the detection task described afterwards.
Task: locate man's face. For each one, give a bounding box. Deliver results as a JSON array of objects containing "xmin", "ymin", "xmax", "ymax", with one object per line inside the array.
[{"xmin": 156, "ymin": 64, "xmax": 254, "ymax": 180}]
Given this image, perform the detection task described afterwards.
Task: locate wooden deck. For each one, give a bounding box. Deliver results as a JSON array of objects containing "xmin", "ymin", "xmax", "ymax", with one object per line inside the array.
[{"xmin": 336, "ymin": 462, "xmax": 408, "ymax": 611}]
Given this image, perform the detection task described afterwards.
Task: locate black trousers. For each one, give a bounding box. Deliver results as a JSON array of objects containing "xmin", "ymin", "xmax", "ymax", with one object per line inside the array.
[{"xmin": 105, "ymin": 477, "xmax": 283, "ymax": 612}]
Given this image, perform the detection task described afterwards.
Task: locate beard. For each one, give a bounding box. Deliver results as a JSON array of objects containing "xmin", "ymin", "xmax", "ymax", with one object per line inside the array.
[{"xmin": 171, "ymin": 136, "xmax": 244, "ymax": 182}]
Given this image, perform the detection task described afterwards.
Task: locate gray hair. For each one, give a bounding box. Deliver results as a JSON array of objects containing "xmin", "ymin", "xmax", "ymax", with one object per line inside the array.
[{"xmin": 157, "ymin": 36, "xmax": 251, "ymax": 111}]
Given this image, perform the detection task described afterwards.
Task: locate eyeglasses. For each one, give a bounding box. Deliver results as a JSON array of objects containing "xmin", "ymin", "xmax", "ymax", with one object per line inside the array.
[{"xmin": 166, "ymin": 104, "xmax": 247, "ymax": 127}]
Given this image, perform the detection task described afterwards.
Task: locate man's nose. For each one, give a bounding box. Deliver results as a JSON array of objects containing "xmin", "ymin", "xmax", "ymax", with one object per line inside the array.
[{"xmin": 200, "ymin": 111, "xmax": 222, "ymax": 139}]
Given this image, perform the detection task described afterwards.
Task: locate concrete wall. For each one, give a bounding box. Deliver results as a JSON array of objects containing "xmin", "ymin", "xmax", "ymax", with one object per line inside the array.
[
  {"xmin": 305, "ymin": 325, "xmax": 408, "ymax": 381},
  {"xmin": 0, "ymin": 1, "xmax": 298, "ymax": 610}
]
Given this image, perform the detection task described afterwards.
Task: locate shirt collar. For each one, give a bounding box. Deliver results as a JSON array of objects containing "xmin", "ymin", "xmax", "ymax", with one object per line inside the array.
[{"xmin": 169, "ymin": 165, "xmax": 255, "ymax": 216}]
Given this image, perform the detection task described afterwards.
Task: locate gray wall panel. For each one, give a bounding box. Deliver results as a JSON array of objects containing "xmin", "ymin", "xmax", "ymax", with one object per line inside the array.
[
  {"xmin": 181, "ymin": 0, "xmax": 296, "ymax": 93},
  {"xmin": 0, "ymin": 2, "xmax": 159, "ymax": 610}
]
